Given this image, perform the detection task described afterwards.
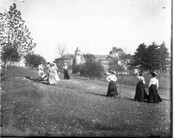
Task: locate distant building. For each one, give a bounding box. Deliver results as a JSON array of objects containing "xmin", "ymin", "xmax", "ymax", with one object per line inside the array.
[{"xmin": 54, "ymin": 47, "xmax": 110, "ymax": 72}]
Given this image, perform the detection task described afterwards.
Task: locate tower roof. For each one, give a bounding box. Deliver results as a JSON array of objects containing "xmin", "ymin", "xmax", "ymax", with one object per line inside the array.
[{"xmin": 75, "ymin": 47, "xmax": 80, "ymax": 53}]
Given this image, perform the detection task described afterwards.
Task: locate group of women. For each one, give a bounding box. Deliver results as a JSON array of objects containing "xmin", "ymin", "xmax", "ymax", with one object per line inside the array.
[
  {"xmin": 38, "ymin": 62, "xmax": 70, "ymax": 85},
  {"xmin": 39, "ymin": 61, "xmax": 162, "ymax": 103},
  {"xmin": 106, "ymin": 70, "xmax": 162, "ymax": 103}
]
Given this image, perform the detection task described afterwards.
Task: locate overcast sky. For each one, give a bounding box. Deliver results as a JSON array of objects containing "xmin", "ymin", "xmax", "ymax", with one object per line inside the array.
[{"xmin": 0, "ymin": 0, "xmax": 171, "ymax": 62}]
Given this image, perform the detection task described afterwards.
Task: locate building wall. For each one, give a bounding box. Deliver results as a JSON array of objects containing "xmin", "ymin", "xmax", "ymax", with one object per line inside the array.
[{"xmin": 75, "ymin": 55, "xmax": 81, "ymax": 65}]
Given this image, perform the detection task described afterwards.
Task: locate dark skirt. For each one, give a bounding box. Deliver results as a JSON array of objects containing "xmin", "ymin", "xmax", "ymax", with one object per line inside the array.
[
  {"xmin": 148, "ymin": 84, "xmax": 162, "ymax": 103},
  {"xmin": 134, "ymin": 82, "xmax": 148, "ymax": 102},
  {"xmin": 64, "ymin": 69, "xmax": 70, "ymax": 79},
  {"xmin": 106, "ymin": 81, "xmax": 118, "ymax": 96}
]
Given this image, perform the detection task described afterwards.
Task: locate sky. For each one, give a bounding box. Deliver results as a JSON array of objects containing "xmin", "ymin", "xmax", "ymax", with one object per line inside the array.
[{"xmin": 0, "ymin": 0, "xmax": 171, "ymax": 62}]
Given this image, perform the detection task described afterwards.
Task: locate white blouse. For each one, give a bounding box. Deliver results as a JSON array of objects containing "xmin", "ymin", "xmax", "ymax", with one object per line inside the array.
[
  {"xmin": 148, "ymin": 77, "xmax": 159, "ymax": 89},
  {"xmin": 137, "ymin": 76, "xmax": 145, "ymax": 84},
  {"xmin": 106, "ymin": 74, "xmax": 117, "ymax": 82},
  {"xmin": 38, "ymin": 64, "xmax": 44, "ymax": 71}
]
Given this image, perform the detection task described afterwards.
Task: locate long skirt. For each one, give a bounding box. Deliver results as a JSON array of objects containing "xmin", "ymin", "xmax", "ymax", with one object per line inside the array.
[
  {"xmin": 48, "ymin": 73, "xmax": 57, "ymax": 85},
  {"xmin": 148, "ymin": 84, "xmax": 162, "ymax": 103},
  {"xmin": 106, "ymin": 81, "xmax": 118, "ymax": 96},
  {"xmin": 134, "ymin": 82, "xmax": 148, "ymax": 102},
  {"xmin": 64, "ymin": 69, "xmax": 70, "ymax": 79},
  {"xmin": 54, "ymin": 71, "xmax": 60, "ymax": 81}
]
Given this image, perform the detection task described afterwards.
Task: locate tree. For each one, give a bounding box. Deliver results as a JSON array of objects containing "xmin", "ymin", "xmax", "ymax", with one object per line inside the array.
[
  {"xmin": 24, "ymin": 54, "xmax": 46, "ymax": 68},
  {"xmin": 85, "ymin": 61, "xmax": 104, "ymax": 79},
  {"xmin": 130, "ymin": 42, "xmax": 170, "ymax": 72},
  {"xmin": 56, "ymin": 43, "xmax": 67, "ymax": 58},
  {"xmin": 0, "ymin": 3, "xmax": 36, "ymax": 67},
  {"xmin": 108, "ymin": 47, "xmax": 131, "ymax": 73},
  {"xmin": 83, "ymin": 53, "xmax": 96, "ymax": 62},
  {"xmin": 1, "ymin": 42, "xmax": 21, "ymax": 66},
  {"xmin": 130, "ymin": 43, "xmax": 148, "ymax": 71},
  {"xmin": 55, "ymin": 43, "xmax": 67, "ymax": 71},
  {"xmin": 145, "ymin": 42, "xmax": 160, "ymax": 71},
  {"xmin": 77, "ymin": 54, "xmax": 104, "ymax": 79},
  {"xmin": 157, "ymin": 42, "xmax": 170, "ymax": 73}
]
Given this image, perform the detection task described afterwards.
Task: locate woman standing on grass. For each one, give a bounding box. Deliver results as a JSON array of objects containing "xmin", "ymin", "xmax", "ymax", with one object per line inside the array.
[
  {"xmin": 63, "ymin": 63, "xmax": 70, "ymax": 79},
  {"xmin": 147, "ymin": 72, "xmax": 162, "ymax": 103},
  {"xmin": 48, "ymin": 63, "xmax": 60, "ymax": 85},
  {"xmin": 106, "ymin": 70, "xmax": 119, "ymax": 97},
  {"xmin": 134, "ymin": 73, "xmax": 148, "ymax": 102},
  {"xmin": 52, "ymin": 63, "xmax": 60, "ymax": 81}
]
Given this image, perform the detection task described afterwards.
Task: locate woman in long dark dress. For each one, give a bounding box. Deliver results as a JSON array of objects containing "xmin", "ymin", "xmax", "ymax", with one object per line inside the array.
[
  {"xmin": 134, "ymin": 73, "xmax": 148, "ymax": 102},
  {"xmin": 106, "ymin": 70, "xmax": 118, "ymax": 97},
  {"xmin": 63, "ymin": 63, "xmax": 70, "ymax": 79},
  {"xmin": 147, "ymin": 72, "xmax": 162, "ymax": 103}
]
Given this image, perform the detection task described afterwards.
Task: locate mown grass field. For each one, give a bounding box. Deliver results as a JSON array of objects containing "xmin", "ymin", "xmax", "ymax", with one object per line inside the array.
[{"xmin": 0, "ymin": 67, "xmax": 171, "ymax": 137}]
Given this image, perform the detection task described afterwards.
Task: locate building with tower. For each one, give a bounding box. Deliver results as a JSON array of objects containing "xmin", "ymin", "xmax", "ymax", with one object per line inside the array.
[{"xmin": 54, "ymin": 47, "xmax": 110, "ymax": 72}]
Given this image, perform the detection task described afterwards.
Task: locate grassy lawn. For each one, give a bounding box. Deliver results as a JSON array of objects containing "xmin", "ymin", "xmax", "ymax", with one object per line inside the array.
[{"xmin": 0, "ymin": 67, "xmax": 171, "ymax": 137}]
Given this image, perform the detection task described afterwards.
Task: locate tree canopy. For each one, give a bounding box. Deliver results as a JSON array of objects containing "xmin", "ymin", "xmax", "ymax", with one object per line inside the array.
[
  {"xmin": 24, "ymin": 54, "xmax": 46, "ymax": 68},
  {"xmin": 0, "ymin": 3, "xmax": 36, "ymax": 65},
  {"xmin": 108, "ymin": 47, "xmax": 131, "ymax": 73},
  {"xmin": 130, "ymin": 42, "xmax": 170, "ymax": 72}
]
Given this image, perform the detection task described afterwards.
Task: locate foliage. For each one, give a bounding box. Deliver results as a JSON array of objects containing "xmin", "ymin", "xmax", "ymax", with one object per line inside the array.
[
  {"xmin": 157, "ymin": 42, "xmax": 170, "ymax": 72},
  {"xmin": 1, "ymin": 42, "xmax": 21, "ymax": 64},
  {"xmin": 83, "ymin": 53, "xmax": 96, "ymax": 62},
  {"xmin": 72, "ymin": 54, "xmax": 104, "ymax": 79},
  {"xmin": 85, "ymin": 61, "xmax": 104, "ymax": 79},
  {"xmin": 0, "ymin": 3, "xmax": 36, "ymax": 66},
  {"xmin": 130, "ymin": 42, "xmax": 170, "ymax": 72},
  {"xmin": 24, "ymin": 54, "xmax": 46, "ymax": 68},
  {"xmin": 109, "ymin": 62, "xmax": 125, "ymax": 72},
  {"xmin": 56, "ymin": 43, "xmax": 67, "ymax": 57},
  {"xmin": 76, "ymin": 54, "xmax": 104, "ymax": 79},
  {"xmin": 72, "ymin": 64, "xmax": 82, "ymax": 74},
  {"xmin": 108, "ymin": 47, "xmax": 131, "ymax": 72}
]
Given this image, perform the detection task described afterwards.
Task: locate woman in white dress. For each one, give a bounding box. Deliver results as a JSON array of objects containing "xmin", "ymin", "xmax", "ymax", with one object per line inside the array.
[
  {"xmin": 48, "ymin": 63, "xmax": 60, "ymax": 85},
  {"xmin": 52, "ymin": 63, "xmax": 60, "ymax": 81}
]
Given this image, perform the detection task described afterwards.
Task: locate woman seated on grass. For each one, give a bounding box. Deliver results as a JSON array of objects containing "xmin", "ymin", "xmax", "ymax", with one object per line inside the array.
[
  {"xmin": 106, "ymin": 70, "xmax": 119, "ymax": 97},
  {"xmin": 134, "ymin": 73, "xmax": 148, "ymax": 102},
  {"xmin": 38, "ymin": 62, "xmax": 47, "ymax": 81}
]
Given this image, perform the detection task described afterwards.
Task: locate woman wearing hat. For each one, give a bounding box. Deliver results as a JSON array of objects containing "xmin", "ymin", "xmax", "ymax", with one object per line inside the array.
[
  {"xmin": 106, "ymin": 70, "xmax": 119, "ymax": 97},
  {"xmin": 147, "ymin": 72, "xmax": 162, "ymax": 103},
  {"xmin": 134, "ymin": 73, "xmax": 148, "ymax": 102}
]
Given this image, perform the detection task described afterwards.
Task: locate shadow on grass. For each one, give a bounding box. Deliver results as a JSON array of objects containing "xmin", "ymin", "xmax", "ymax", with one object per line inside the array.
[
  {"xmin": 85, "ymin": 92, "xmax": 121, "ymax": 99},
  {"xmin": 126, "ymin": 97, "xmax": 170, "ymax": 103},
  {"xmin": 85, "ymin": 92, "xmax": 108, "ymax": 97},
  {"xmin": 161, "ymin": 98, "xmax": 170, "ymax": 101},
  {"xmin": 85, "ymin": 91, "xmax": 108, "ymax": 97},
  {"xmin": 24, "ymin": 76, "xmax": 49, "ymax": 85}
]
